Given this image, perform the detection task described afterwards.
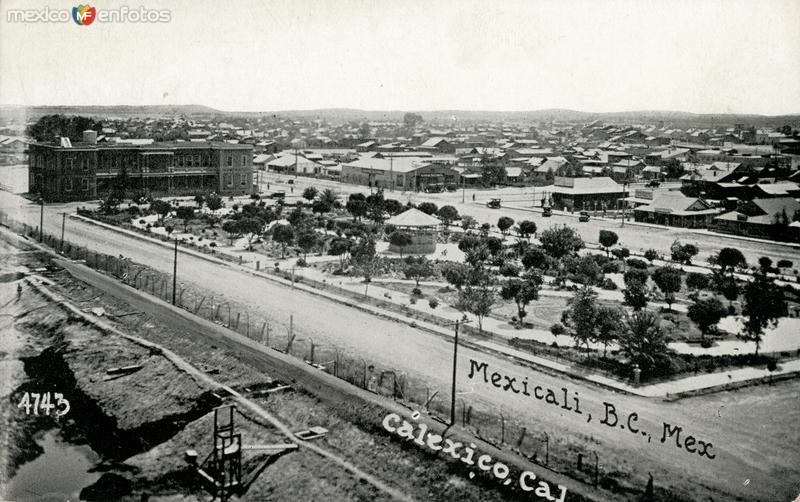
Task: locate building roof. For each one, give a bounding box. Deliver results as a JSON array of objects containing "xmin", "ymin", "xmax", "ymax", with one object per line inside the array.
[
  {"xmin": 550, "ymin": 176, "xmax": 624, "ymax": 195},
  {"xmin": 634, "ymin": 192, "xmax": 716, "ymax": 215},
  {"xmin": 385, "ymin": 208, "xmax": 441, "ymax": 227},
  {"xmin": 420, "ymin": 137, "xmax": 450, "ymax": 147},
  {"xmin": 343, "ymin": 156, "xmax": 429, "ymax": 174}
]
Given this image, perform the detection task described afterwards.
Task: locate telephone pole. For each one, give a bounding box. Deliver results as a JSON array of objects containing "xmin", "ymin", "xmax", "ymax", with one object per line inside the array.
[
  {"xmin": 171, "ymin": 238, "xmax": 178, "ymax": 305},
  {"xmin": 38, "ymin": 195, "xmax": 44, "ymax": 242},
  {"xmin": 59, "ymin": 212, "xmax": 67, "ymax": 252}
]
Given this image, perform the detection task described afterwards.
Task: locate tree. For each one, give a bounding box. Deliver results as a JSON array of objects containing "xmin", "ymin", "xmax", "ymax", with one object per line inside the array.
[
  {"xmin": 711, "ymin": 248, "xmax": 747, "ymax": 274},
  {"xmin": 686, "ymin": 272, "xmax": 709, "ymax": 291},
  {"xmin": 311, "ymin": 199, "xmax": 332, "ymax": 215},
  {"xmin": 296, "ymin": 229, "xmax": 319, "ymax": 261},
  {"xmin": 346, "ymin": 193, "xmax": 368, "ymax": 221},
  {"xmin": 521, "ymin": 247, "xmax": 548, "ymax": 270},
  {"xmin": 670, "ymin": 240, "xmax": 698, "ymax": 265},
  {"xmin": 500, "ymin": 270, "xmax": 543, "ymax": 325},
  {"xmin": 384, "ymin": 199, "xmax": 403, "ymax": 215},
  {"xmin": 758, "ymin": 256, "xmax": 773, "ymax": 273},
  {"xmin": 539, "ymin": 225, "xmax": 584, "ymax": 259},
  {"xmin": 517, "ymin": 220, "xmax": 537, "ymax": 240},
  {"xmin": 497, "ymin": 216, "xmax": 515, "ymax": 237},
  {"xmin": 417, "ymin": 202, "xmax": 438, "ymax": 215},
  {"xmin": 480, "ymin": 156, "xmax": 506, "ymax": 186},
  {"xmin": 598, "ymin": 230, "xmax": 618, "ymax": 256},
  {"xmin": 568, "ymin": 286, "xmax": 598, "ymax": 355},
  {"xmin": 351, "ymin": 236, "xmax": 378, "ymax": 283},
  {"xmin": 319, "ymin": 188, "xmax": 339, "ymax": 208},
  {"xmin": 644, "ymin": 249, "xmax": 659, "ymax": 264},
  {"xmin": 712, "ymin": 272, "xmax": 739, "ymax": 308},
  {"xmin": 740, "ymin": 270, "xmax": 788, "ymax": 354},
  {"xmin": 456, "ymin": 286, "xmax": 495, "ymax": 332},
  {"xmin": 328, "ymin": 237, "xmax": 353, "ymax": 270},
  {"xmin": 237, "ymin": 217, "xmax": 263, "ymax": 251},
  {"xmin": 595, "ymin": 306, "xmax": 623, "ymax": 357},
  {"xmin": 205, "ymin": 193, "xmax": 223, "ymax": 213},
  {"xmin": 389, "ymin": 231, "xmax": 413, "ymax": 257},
  {"xmin": 611, "ymin": 247, "xmax": 630, "ymax": 262},
  {"xmin": 651, "ymin": 267, "xmax": 682, "ymax": 311},
  {"xmin": 302, "ymin": 186, "xmax": 318, "ymax": 202},
  {"xmin": 687, "ymin": 297, "xmax": 727, "ymax": 340},
  {"xmin": 272, "ymin": 224, "xmax": 295, "ymax": 258},
  {"xmin": 619, "ymin": 310, "xmax": 670, "ymax": 375},
  {"xmin": 441, "ymin": 262, "xmax": 471, "ymax": 290},
  {"xmin": 622, "ymin": 269, "xmax": 650, "ymax": 310},
  {"xmin": 366, "ymin": 189, "xmax": 386, "ymax": 223},
  {"xmin": 437, "ymin": 205, "xmax": 459, "ymax": 226},
  {"xmin": 461, "ymin": 215, "xmax": 478, "ymax": 232},
  {"xmin": 221, "ymin": 219, "xmax": 241, "ymax": 246},
  {"xmin": 175, "ymin": 206, "xmax": 195, "ymax": 232},
  {"xmin": 403, "ymin": 256, "xmax": 434, "ymax": 289},
  {"xmin": 27, "ymin": 114, "xmax": 102, "ymax": 142},
  {"xmin": 193, "ymin": 193, "xmax": 205, "ymax": 208},
  {"xmin": 150, "ymin": 199, "xmax": 172, "ymax": 222}
]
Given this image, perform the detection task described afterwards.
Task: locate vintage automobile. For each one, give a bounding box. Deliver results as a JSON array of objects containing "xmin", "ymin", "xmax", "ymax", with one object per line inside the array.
[
  {"xmin": 542, "ymin": 206, "xmax": 552, "ymax": 217},
  {"xmin": 578, "ymin": 210, "xmax": 590, "ymax": 222},
  {"xmin": 270, "ymin": 191, "xmax": 286, "ymax": 199},
  {"xmin": 487, "ymin": 198, "xmax": 501, "ymax": 209}
]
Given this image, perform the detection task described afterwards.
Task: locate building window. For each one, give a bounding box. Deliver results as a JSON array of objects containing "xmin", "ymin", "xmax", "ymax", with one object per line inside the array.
[
  {"xmin": 224, "ymin": 173, "xmax": 232, "ymax": 186},
  {"xmin": 64, "ymin": 178, "xmax": 73, "ymax": 192},
  {"xmin": 240, "ymin": 173, "xmax": 247, "ymax": 186},
  {"xmin": 241, "ymin": 155, "xmax": 246, "ymax": 167},
  {"xmin": 195, "ymin": 154, "xmax": 201, "ymax": 166},
  {"xmin": 227, "ymin": 155, "xmax": 232, "ymax": 167},
  {"xmin": 81, "ymin": 178, "xmax": 89, "ymax": 191}
]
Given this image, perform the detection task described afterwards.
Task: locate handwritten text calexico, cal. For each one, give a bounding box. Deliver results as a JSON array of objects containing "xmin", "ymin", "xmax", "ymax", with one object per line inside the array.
[
  {"xmin": 383, "ymin": 412, "xmax": 568, "ymax": 501},
  {"xmin": 468, "ymin": 359, "xmax": 716, "ymax": 460}
]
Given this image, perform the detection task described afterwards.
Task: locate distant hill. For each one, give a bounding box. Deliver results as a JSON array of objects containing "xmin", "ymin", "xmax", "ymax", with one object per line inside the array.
[{"xmin": 2, "ymin": 104, "xmax": 798, "ymax": 128}]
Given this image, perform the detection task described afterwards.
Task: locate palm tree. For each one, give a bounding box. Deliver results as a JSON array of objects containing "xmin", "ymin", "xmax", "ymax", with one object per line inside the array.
[{"xmin": 319, "ymin": 188, "xmax": 339, "ymax": 209}]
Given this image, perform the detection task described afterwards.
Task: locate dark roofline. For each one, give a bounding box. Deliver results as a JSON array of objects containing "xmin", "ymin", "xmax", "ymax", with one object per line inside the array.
[{"xmin": 30, "ymin": 140, "xmax": 253, "ymax": 151}]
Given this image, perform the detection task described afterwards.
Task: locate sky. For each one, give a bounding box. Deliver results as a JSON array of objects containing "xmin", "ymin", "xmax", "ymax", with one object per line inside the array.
[{"xmin": 1, "ymin": 0, "xmax": 799, "ymax": 115}]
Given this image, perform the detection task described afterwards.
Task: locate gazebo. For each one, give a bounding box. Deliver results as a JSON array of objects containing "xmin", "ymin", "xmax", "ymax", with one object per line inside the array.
[{"xmin": 385, "ymin": 208, "xmax": 440, "ymax": 254}]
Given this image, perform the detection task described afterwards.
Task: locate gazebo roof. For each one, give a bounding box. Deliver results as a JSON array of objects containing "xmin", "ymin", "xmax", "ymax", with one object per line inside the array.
[{"xmin": 385, "ymin": 208, "xmax": 440, "ymax": 227}]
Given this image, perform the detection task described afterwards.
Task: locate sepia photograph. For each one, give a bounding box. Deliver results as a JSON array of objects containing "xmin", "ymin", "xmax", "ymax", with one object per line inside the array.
[{"xmin": 0, "ymin": 0, "xmax": 799, "ymax": 501}]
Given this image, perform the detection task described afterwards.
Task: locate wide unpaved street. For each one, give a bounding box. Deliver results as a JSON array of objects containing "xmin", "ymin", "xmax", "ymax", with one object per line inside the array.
[{"xmin": 2, "ymin": 191, "xmax": 799, "ymax": 500}]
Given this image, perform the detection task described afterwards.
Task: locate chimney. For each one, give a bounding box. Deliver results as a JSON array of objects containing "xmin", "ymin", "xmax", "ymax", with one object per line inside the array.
[{"xmin": 82, "ymin": 130, "xmax": 98, "ymax": 144}]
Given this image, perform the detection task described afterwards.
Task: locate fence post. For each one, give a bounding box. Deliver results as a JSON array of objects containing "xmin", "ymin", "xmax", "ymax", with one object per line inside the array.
[
  {"xmin": 500, "ymin": 413, "xmax": 505, "ymax": 444},
  {"xmin": 517, "ymin": 427, "xmax": 527, "ymax": 449}
]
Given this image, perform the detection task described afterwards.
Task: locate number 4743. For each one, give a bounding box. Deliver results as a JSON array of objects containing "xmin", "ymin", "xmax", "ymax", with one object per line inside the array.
[{"xmin": 17, "ymin": 392, "xmax": 70, "ymax": 417}]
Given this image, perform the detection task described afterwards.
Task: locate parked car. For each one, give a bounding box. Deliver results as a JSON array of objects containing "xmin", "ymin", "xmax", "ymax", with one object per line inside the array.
[
  {"xmin": 487, "ymin": 198, "xmax": 501, "ymax": 209},
  {"xmin": 578, "ymin": 210, "xmax": 590, "ymax": 222},
  {"xmin": 270, "ymin": 191, "xmax": 286, "ymax": 199},
  {"xmin": 646, "ymin": 180, "xmax": 661, "ymax": 188},
  {"xmin": 542, "ymin": 206, "xmax": 552, "ymax": 217}
]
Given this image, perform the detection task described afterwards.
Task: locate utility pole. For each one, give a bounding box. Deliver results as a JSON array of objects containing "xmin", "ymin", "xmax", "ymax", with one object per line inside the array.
[
  {"xmin": 389, "ymin": 156, "xmax": 394, "ymax": 192},
  {"xmin": 171, "ymin": 238, "xmax": 178, "ymax": 305},
  {"xmin": 38, "ymin": 195, "xmax": 44, "ymax": 242},
  {"xmin": 449, "ymin": 320, "xmax": 470, "ymax": 425},
  {"xmin": 59, "ymin": 212, "xmax": 66, "ymax": 252},
  {"xmin": 621, "ymin": 180, "xmax": 628, "ymax": 227}
]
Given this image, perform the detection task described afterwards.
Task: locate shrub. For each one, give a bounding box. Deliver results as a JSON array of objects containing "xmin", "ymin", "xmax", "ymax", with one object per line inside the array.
[
  {"xmin": 428, "ymin": 298, "xmax": 439, "ymax": 309},
  {"xmin": 644, "ymin": 249, "xmax": 659, "ymax": 263},
  {"xmin": 602, "ymin": 261, "xmax": 620, "ymax": 274},
  {"xmin": 601, "ymin": 278, "xmax": 618, "ymax": 290},
  {"xmin": 499, "ymin": 262, "xmax": 521, "ymax": 277},
  {"xmin": 777, "ymin": 259, "xmax": 793, "ymax": 269},
  {"xmin": 296, "ymin": 258, "xmax": 307, "ymax": 267},
  {"xmin": 700, "ymin": 339, "xmax": 713, "ymax": 348},
  {"xmin": 550, "ymin": 323, "xmax": 566, "ymax": 335},
  {"xmin": 767, "ymin": 359, "xmax": 778, "ymax": 371},
  {"xmin": 139, "ymin": 219, "xmax": 146, "ymax": 224},
  {"xmin": 411, "ymin": 287, "xmax": 422, "ymax": 296},
  {"xmin": 627, "ymin": 258, "xmax": 648, "ymax": 269}
]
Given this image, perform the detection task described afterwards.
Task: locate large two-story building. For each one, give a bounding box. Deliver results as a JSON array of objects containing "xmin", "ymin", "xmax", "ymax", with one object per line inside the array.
[{"xmin": 28, "ymin": 132, "xmax": 253, "ymax": 202}]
